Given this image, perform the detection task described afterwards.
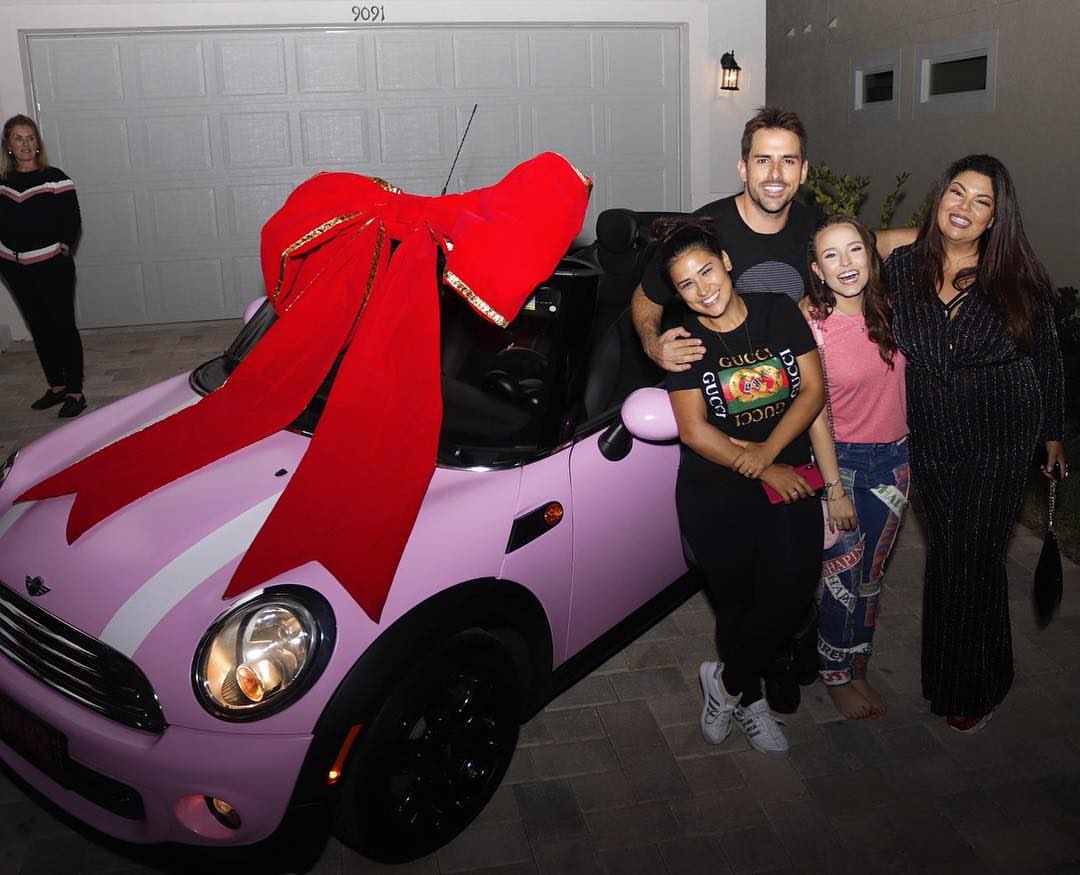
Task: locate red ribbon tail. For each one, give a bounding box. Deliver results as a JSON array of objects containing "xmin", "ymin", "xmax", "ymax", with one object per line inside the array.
[
  {"xmin": 224, "ymin": 230, "xmax": 441, "ymax": 622},
  {"xmin": 16, "ymin": 223, "xmax": 381, "ymax": 544}
]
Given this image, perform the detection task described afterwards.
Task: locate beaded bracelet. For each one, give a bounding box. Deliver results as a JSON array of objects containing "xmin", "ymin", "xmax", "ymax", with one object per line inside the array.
[{"xmin": 823, "ymin": 479, "xmax": 847, "ymax": 500}]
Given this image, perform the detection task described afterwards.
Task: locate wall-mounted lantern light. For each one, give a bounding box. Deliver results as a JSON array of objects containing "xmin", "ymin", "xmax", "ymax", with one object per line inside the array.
[{"xmin": 719, "ymin": 51, "xmax": 742, "ymax": 91}]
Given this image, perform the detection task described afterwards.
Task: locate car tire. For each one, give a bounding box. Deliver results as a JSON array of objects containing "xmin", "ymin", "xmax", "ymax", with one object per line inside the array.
[{"xmin": 333, "ymin": 628, "xmax": 521, "ymax": 863}]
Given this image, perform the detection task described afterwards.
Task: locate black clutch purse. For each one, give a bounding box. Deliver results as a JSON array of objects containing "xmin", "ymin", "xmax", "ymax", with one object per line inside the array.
[{"xmin": 1033, "ymin": 478, "xmax": 1062, "ymax": 628}]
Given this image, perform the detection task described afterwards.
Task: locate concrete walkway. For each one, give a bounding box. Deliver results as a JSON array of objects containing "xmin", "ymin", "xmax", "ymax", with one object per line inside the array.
[{"xmin": 1, "ymin": 322, "xmax": 1078, "ymax": 874}]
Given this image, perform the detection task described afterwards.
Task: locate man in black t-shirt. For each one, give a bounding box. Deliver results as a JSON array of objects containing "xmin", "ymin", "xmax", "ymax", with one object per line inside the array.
[
  {"xmin": 631, "ymin": 107, "xmax": 818, "ymax": 373},
  {"xmin": 674, "ymin": 195, "xmax": 818, "ymax": 302}
]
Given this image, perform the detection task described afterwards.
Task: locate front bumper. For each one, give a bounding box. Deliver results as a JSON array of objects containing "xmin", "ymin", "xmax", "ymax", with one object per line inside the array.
[{"xmin": 0, "ymin": 656, "xmax": 312, "ymax": 846}]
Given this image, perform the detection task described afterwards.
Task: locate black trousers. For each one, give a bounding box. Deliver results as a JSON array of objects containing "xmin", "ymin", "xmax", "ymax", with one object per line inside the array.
[
  {"xmin": 1, "ymin": 255, "xmax": 84, "ymax": 393},
  {"xmin": 678, "ymin": 467, "xmax": 823, "ymax": 706}
]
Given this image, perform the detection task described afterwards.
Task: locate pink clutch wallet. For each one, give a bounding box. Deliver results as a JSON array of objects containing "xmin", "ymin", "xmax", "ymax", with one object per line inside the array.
[{"xmin": 761, "ymin": 462, "xmax": 825, "ymax": 504}]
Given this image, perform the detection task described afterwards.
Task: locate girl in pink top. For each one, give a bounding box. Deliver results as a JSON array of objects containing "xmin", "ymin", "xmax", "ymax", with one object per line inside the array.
[{"xmin": 806, "ymin": 215, "xmax": 910, "ymax": 719}]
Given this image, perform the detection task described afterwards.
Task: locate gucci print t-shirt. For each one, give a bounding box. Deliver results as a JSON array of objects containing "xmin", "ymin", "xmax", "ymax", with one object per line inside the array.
[{"xmin": 666, "ymin": 293, "xmax": 817, "ymax": 481}]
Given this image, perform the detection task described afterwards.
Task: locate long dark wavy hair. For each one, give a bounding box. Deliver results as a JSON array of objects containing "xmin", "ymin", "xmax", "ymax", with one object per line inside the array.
[
  {"xmin": 807, "ymin": 214, "xmax": 897, "ymax": 367},
  {"xmin": 916, "ymin": 154, "xmax": 1055, "ymax": 353},
  {"xmin": 651, "ymin": 215, "xmax": 726, "ymax": 274}
]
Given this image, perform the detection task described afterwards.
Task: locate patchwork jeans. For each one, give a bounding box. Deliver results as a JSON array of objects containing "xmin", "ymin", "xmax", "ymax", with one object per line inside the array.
[{"xmin": 817, "ymin": 438, "xmax": 910, "ymax": 685}]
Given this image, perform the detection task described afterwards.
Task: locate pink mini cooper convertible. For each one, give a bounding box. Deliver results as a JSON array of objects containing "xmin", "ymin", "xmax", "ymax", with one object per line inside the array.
[{"xmin": 0, "ymin": 211, "xmax": 695, "ymax": 863}]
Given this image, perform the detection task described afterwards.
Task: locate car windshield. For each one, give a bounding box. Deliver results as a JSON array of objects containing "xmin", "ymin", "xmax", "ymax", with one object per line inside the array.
[
  {"xmin": 193, "ymin": 270, "xmax": 584, "ymax": 466},
  {"xmin": 192, "ymin": 249, "xmax": 663, "ymax": 467}
]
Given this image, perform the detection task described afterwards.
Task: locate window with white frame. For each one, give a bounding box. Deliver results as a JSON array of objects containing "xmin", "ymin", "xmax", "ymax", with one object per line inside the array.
[
  {"xmin": 851, "ymin": 50, "xmax": 901, "ymax": 122},
  {"xmin": 914, "ymin": 31, "xmax": 998, "ymax": 118}
]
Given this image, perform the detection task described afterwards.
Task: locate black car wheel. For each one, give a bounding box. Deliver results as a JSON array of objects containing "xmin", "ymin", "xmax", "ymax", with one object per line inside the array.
[{"xmin": 334, "ymin": 629, "xmax": 521, "ymax": 863}]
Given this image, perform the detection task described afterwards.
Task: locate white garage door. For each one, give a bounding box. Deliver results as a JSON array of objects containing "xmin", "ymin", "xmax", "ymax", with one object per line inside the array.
[{"xmin": 24, "ymin": 25, "xmax": 683, "ymax": 328}]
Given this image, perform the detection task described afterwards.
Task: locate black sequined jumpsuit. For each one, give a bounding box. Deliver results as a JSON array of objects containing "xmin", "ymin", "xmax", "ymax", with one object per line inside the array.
[{"xmin": 887, "ymin": 245, "xmax": 1065, "ymax": 717}]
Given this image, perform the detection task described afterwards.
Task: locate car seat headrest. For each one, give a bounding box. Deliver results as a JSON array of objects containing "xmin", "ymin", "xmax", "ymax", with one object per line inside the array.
[
  {"xmin": 595, "ymin": 208, "xmax": 694, "ymax": 278},
  {"xmin": 595, "ymin": 209, "xmax": 643, "ymax": 277}
]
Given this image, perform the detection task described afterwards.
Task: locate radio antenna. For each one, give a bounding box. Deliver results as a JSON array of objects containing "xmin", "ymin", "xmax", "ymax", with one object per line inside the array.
[{"xmin": 441, "ymin": 103, "xmax": 478, "ymax": 196}]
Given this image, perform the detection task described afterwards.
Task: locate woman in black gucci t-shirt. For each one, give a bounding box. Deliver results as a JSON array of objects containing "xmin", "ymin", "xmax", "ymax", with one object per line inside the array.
[{"xmin": 659, "ymin": 217, "xmax": 824, "ymax": 759}]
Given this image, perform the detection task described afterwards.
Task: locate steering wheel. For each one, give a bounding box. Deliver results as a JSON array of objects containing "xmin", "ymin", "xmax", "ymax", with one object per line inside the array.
[{"xmin": 481, "ymin": 347, "xmax": 548, "ymax": 408}]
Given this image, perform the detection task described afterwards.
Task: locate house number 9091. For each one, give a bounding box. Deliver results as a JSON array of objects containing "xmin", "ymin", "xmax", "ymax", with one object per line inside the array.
[{"xmin": 352, "ymin": 5, "xmax": 386, "ymax": 21}]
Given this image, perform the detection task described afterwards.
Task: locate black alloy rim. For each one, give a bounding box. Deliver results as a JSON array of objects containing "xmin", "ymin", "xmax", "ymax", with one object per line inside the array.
[{"xmin": 379, "ymin": 663, "xmax": 516, "ymax": 841}]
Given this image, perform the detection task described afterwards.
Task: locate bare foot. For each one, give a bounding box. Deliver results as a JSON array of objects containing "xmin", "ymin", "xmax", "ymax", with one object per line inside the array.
[
  {"xmin": 851, "ymin": 679, "xmax": 887, "ymax": 715},
  {"xmin": 826, "ymin": 683, "xmax": 872, "ymax": 719}
]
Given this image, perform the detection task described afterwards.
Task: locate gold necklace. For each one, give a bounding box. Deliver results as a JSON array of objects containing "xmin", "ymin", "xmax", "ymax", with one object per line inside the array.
[{"xmin": 704, "ymin": 299, "xmax": 752, "ymax": 362}]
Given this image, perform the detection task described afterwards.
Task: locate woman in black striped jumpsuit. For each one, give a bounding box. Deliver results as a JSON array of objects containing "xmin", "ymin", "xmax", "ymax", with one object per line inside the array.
[{"xmin": 887, "ymin": 155, "xmax": 1065, "ymax": 732}]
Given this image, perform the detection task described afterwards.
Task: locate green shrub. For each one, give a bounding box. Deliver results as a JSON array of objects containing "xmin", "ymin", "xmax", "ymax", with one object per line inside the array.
[{"xmin": 805, "ymin": 163, "xmax": 914, "ymax": 228}]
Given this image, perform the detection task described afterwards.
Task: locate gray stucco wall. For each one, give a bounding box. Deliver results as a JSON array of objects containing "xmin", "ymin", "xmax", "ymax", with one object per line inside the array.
[{"xmin": 766, "ymin": 0, "xmax": 1079, "ymax": 288}]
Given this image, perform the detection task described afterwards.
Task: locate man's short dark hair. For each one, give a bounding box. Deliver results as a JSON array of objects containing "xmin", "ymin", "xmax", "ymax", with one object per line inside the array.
[{"xmin": 740, "ymin": 106, "xmax": 807, "ymax": 163}]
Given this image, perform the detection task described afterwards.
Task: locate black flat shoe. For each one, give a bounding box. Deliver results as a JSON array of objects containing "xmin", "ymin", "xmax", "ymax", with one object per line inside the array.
[
  {"xmin": 765, "ymin": 653, "xmax": 800, "ymax": 714},
  {"xmin": 793, "ymin": 615, "xmax": 821, "ymax": 686},
  {"xmin": 30, "ymin": 389, "xmax": 67, "ymax": 410},
  {"xmin": 58, "ymin": 395, "xmax": 87, "ymax": 418}
]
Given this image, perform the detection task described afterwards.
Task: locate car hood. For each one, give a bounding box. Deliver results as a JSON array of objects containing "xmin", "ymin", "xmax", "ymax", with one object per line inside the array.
[
  {"xmin": 0, "ymin": 375, "xmax": 315, "ymax": 647},
  {"xmin": 0, "ymin": 374, "xmax": 518, "ymax": 661}
]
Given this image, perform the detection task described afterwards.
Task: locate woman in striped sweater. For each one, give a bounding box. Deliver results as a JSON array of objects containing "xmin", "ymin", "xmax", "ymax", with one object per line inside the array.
[{"xmin": 1, "ymin": 114, "xmax": 85, "ymax": 417}]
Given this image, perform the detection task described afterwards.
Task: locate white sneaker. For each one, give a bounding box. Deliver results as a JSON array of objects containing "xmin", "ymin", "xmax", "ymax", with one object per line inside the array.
[
  {"xmin": 734, "ymin": 699, "xmax": 790, "ymax": 759},
  {"xmin": 698, "ymin": 661, "xmax": 736, "ymax": 745}
]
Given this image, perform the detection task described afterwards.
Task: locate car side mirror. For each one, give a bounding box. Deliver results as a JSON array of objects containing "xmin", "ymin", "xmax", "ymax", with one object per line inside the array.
[
  {"xmin": 621, "ymin": 387, "xmax": 679, "ymax": 442},
  {"xmin": 242, "ymin": 296, "xmax": 268, "ymax": 325}
]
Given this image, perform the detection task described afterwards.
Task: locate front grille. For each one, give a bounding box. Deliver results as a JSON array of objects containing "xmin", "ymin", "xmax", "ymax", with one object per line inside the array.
[{"xmin": 0, "ymin": 582, "xmax": 165, "ymax": 733}]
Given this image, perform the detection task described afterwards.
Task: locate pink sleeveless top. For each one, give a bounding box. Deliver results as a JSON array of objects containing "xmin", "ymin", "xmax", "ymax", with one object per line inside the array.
[{"xmin": 814, "ymin": 311, "xmax": 908, "ymax": 444}]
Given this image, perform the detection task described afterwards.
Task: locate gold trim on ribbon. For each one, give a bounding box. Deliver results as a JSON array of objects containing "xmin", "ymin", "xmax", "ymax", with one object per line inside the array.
[
  {"xmin": 444, "ymin": 269, "xmax": 509, "ymax": 328},
  {"xmin": 359, "ymin": 222, "xmax": 385, "ymax": 315},
  {"xmin": 370, "ymin": 177, "xmax": 402, "ymax": 194},
  {"xmin": 271, "ymin": 212, "xmax": 365, "ymax": 301},
  {"xmin": 552, "ymin": 151, "xmax": 593, "ymax": 193}
]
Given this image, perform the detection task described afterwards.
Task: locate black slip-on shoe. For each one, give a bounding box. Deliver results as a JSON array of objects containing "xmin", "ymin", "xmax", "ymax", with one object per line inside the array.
[
  {"xmin": 30, "ymin": 389, "xmax": 67, "ymax": 410},
  {"xmin": 58, "ymin": 396, "xmax": 87, "ymax": 418},
  {"xmin": 764, "ymin": 655, "xmax": 800, "ymax": 714},
  {"xmin": 794, "ymin": 619, "xmax": 822, "ymax": 686}
]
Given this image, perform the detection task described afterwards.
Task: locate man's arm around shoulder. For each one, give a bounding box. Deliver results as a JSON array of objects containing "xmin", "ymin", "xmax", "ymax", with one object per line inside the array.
[{"xmin": 631, "ymin": 284, "xmax": 704, "ymax": 373}]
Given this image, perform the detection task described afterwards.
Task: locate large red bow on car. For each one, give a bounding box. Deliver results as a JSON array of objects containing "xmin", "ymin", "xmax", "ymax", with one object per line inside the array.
[{"xmin": 18, "ymin": 152, "xmax": 591, "ymax": 621}]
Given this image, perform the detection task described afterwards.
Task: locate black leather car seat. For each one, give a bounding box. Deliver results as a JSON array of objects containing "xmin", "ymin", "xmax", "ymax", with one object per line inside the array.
[{"xmin": 581, "ymin": 208, "xmax": 688, "ymax": 421}]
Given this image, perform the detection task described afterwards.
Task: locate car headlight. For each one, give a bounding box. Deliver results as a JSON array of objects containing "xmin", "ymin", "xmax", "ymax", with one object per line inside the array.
[
  {"xmin": 0, "ymin": 451, "xmax": 17, "ymax": 491},
  {"xmin": 194, "ymin": 587, "xmax": 334, "ymax": 720}
]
